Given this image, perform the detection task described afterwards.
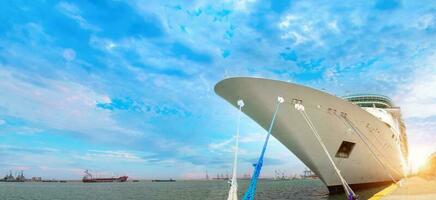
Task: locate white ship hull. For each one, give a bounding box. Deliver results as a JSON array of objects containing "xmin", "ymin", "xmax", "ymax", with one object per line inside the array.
[{"xmin": 215, "ymin": 77, "xmax": 409, "ymax": 192}]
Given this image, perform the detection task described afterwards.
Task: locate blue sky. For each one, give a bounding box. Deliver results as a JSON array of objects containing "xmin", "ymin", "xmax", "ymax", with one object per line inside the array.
[{"xmin": 0, "ymin": 0, "xmax": 435, "ymax": 179}]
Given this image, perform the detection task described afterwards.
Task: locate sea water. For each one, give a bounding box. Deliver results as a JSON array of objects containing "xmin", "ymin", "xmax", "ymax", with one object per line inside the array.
[{"xmin": 0, "ymin": 179, "xmax": 385, "ymax": 200}]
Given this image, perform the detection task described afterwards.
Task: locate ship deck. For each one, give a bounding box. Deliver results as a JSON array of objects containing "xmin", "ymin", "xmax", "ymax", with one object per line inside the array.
[{"xmin": 369, "ymin": 176, "xmax": 436, "ymax": 200}]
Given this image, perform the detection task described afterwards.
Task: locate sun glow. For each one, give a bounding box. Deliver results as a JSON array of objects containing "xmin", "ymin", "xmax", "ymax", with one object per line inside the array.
[{"xmin": 408, "ymin": 147, "xmax": 433, "ymax": 173}]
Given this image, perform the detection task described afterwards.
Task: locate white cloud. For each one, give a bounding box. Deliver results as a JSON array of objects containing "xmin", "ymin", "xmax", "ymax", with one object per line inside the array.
[
  {"xmin": 79, "ymin": 150, "xmax": 145, "ymax": 162},
  {"xmin": 208, "ymin": 133, "xmax": 274, "ymax": 157},
  {"xmin": 89, "ymin": 36, "xmax": 117, "ymax": 51},
  {"xmin": 57, "ymin": 1, "xmax": 80, "ymax": 15},
  {"xmin": 394, "ymin": 53, "xmax": 436, "ymax": 118},
  {"xmin": 12, "ymin": 23, "xmax": 53, "ymax": 44},
  {"xmin": 38, "ymin": 166, "xmax": 83, "ymax": 174},
  {"xmin": 100, "ymin": 95, "xmax": 112, "ymax": 104},
  {"xmin": 0, "ymin": 68, "xmax": 142, "ymax": 139},
  {"xmin": 208, "ymin": 137, "xmax": 234, "ymax": 152},
  {"xmin": 239, "ymin": 132, "xmax": 264, "ymax": 143},
  {"xmin": 233, "ymin": 0, "xmax": 256, "ymax": 12},
  {"xmin": 415, "ymin": 14, "xmax": 434, "ymax": 30},
  {"xmin": 324, "ymin": 67, "xmax": 339, "ymax": 83},
  {"xmin": 328, "ymin": 20, "xmax": 340, "ymax": 33},
  {"xmin": 56, "ymin": 1, "xmax": 99, "ymax": 32},
  {"xmin": 177, "ymin": 146, "xmax": 196, "ymax": 155},
  {"xmin": 278, "ymin": 15, "xmax": 298, "ymax": 29},
  {"xmin": 220, "ymin": 0, "xmax": 257, "ymax": 12},
  {"xmin": 62, "ymin": 48, "xmax": 76, "ymax": 61},
  {"xmin": 14, "ymin": 126, "xmax": 43, "ymax": 135},
  {"xmin": 0, "ymin": 144, "xmax": 60, "ymax": 153},
  {"xmin": 277, "ymin": 14, "xmax": 322, "ymax": 45},
  {"xmin": 280, "ymin": 31, "xmax": 309, "ymax": 45}
]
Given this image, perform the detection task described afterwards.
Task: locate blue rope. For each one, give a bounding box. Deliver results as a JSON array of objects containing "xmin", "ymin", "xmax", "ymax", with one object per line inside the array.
[{"xmin": 242, "ymin": 102, "xmax": 281, "ymax": 200}]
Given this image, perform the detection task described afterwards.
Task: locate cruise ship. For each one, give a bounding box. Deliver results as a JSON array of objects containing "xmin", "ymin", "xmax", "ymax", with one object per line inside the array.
[{"xmin": 215, "ymin": 77, "xmax": 409, "ymax": 193}]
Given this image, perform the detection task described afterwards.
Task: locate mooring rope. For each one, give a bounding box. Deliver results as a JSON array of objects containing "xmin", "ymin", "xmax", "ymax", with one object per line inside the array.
[
  {"xmin": 294, "ymin": 102, "xmax": 358, "ymax": 200},
  {"xmin": 227, "ymin": 100, "xmax": 244, "ymax": 200},
  {"xmin": 242, "ymin": 96, "xmax": 284, "ymax": 200}
]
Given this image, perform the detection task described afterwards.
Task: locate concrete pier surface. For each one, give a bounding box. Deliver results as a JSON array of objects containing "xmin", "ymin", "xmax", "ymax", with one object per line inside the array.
[{"xmin": 369, "ymin": 176, "xmax": 436, "ymax": 200}]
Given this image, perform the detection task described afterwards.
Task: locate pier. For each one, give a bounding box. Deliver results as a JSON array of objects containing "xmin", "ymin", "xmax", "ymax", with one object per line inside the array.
[{"xmin": 370, "ymin": 176, "xmax": 436, "ymax": 200}]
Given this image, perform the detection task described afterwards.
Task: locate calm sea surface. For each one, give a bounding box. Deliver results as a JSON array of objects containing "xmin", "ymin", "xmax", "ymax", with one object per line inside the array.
[{"xmin": 0, "ymin": 179, "xmax": 385, "ymax": 200}]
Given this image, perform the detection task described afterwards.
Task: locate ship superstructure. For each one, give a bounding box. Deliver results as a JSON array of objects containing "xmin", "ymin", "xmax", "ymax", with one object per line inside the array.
[
  {"xmin": 343, "ymin": 94, "xmax": 408, "ymax": 165},
  {"xmin": 215, "ymin": 77, "xmax": 409, "ymax": 193}
]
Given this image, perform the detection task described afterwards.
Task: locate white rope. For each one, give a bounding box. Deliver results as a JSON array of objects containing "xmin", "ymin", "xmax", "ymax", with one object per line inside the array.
[
  {"xmin": 294, "ymin": 102, "xmax": 358, "ymax": 199},
  {"xmin": 227, "ymin": 100, "xmax": 244, "ymax": 200}
]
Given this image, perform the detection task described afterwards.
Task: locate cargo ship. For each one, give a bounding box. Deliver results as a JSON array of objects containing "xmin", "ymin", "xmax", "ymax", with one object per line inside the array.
[
  {"xmin": 151, "ymin": 179, "xmax": 176, "ymax": 182},
  {"xmin": 82, "ymin": 170, "xmax": 128, "ymax": 183}
]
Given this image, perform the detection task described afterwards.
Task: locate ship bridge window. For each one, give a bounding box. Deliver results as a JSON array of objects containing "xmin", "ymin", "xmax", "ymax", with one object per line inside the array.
[{"xmin": 335, "ymin": 141, "xmax": 356, "ymax": 158}]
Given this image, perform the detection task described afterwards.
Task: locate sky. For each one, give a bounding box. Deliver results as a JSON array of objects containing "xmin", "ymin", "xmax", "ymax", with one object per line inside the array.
[{"xmin": 0, "ymin": 0, "xmax": 435, "ymax": 180}]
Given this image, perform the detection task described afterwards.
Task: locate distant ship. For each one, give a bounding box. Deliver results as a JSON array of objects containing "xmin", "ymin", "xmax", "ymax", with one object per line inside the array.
[
  {"xmin": 151, "ymin": 179, "xmax": 176, "ymax": 182},
  {"xmin": 215, "ymin": 77, "xmax": 409, "ymax": 193},
  {"xmin": 82, "ymin": 170, "xmax": 128, "ymax": 183}
]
